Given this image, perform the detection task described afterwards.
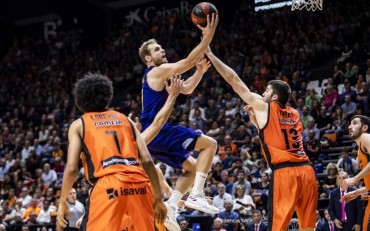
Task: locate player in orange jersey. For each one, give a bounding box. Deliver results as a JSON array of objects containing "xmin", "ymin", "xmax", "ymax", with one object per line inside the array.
[
  {"xmin": 340, "ymin": 115, "xmax": 370, "ymax": 231},
  {"xmin": 57, "ymin": 73, "xmax": 166, "ymax": 231},
  {"xmin": 206, "ymin": 47, "xmax": 317, "ymax": 231}
]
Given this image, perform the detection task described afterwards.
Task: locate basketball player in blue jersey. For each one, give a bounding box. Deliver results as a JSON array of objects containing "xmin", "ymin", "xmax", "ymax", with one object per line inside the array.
[{"xmin": 138, "ymin": 13, "xmax": 219, "ymax": 221}]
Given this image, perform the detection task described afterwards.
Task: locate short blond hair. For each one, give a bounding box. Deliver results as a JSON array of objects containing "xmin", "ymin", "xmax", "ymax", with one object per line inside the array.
[{"xmin": 138, "ymin": 39, "xmax": 157, "ymax": 65}]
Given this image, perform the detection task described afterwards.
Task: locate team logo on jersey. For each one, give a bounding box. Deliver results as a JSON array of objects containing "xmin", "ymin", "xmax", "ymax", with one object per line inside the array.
[
  {"xmin": 102, "ymin": 156, "xmax": 139, "ymax": 169},
  {"xmin": 106, "ymin": 187, "xmax": 147, "ymax": 200},
  {"xmin": 106, "ymin": 188, "xmax": 119, "ymax": 200}
]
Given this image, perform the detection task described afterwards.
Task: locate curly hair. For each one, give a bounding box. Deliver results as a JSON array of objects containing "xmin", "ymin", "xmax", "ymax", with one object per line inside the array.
[{"xmin": 74, "ymin": 73, "xmax": 113, "ymax": 113}]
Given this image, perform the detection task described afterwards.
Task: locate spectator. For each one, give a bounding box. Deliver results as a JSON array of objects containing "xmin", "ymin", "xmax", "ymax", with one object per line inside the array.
[
  {"xmin": 338, "ymin": 80, "xmax": 357, "ymax": 105},
  {"xmin": 328, "ymin": 171, "xmax": 362, "ymax": 230},
  {"xmin": 315, "ymin": 210, "xmax": 326, "ymax": 231},
  {"xmin": 219, "ymin": 135, "xmax": 238, "ymax": 160},
  {"xmin": 304, "ymin": 129, "xmax": 321, "ymax": 162},
  {"xmin": 211, "ymin": 162, "xmax": 223, "ymax": 184},
  {"xmin": 323, "ymin": 208, "xmax": 334, "ymax": 231},
  {"xmin": 179, "ymin": 219, "xmax": 192, "ymax": 231},
  {"xmin": 341, "ymin": 94, "xmax": 357, "ymax": 120},
  {"xmin": 205, "ymin": 99, "xmax": 220, "ymax": 121},
  {"xmin": 337, "ymin": 148, "xmax": 357, "ymax": 176},
  {"xmin": 322, "ymin": 84, "xmax": 339, "ymax": 112},
  {"xmin": 221, "ymin": 147, "xmax": 237, "ymax": 173},
  {"xmin": 231, "ymin": 158, "xmax": 250, "ymax": 180},
  {"xmin": 247, "ymin": 210, "xmax": 267, "ymax": 231},
  {"xmin": 232, "ymin": 185, "xmax": 254, "ymax": 218},
  {"xmin": 232, "ymin": 125, "xmax": 251, "ymax": 149},
  {"xmin": 218, "ymin": 199, "xmax": 239, "ymax": 231},
  {"xmin": 301, "ymin": 105, "xmax": 314, "ymax": 129},
  {"xmin": 220, "ymin": 170, "xmax": 233, "ymax": 195},
  {"xmin": 331, "ymin": 106, "xmax": 348, "ymax": 137},
  {"xmin": 231, "ymin": 170, "xmax": 252, "ymax": 196},
  {"xmin": 188, "ymin": 101, "xmax": 206, "ymax": 122},
  {"xmin": 213, "ymin": 217, "xmax": 226, "ymax": 231},
  {"xmin": 309, "ymin": 99, "xmax": 322, "ymax": 121},
  {"xmin": 22, "ymin": 198, "xmax": 41, "ymax": 223},
  {"xmin": 41, "ymin": 163, "xmax": 58, "ymax": 188},
  {"xmin": 206, "ymin": 121, "xmax": 221, "ymax": 139},
  {"xmin": 316, "ymin": 106, "xmax": 333, "ymax": 134},
  {"xmin": 323, "ymin": 163, "xmax": 339, "ymax": 196},
  {"xmin": 213, "ymin": 183, "xmax": 233, "ymax": 211},
  {"xmin": 305, "ymin": 88, "xmax": 322, "ymax": 110},
  {"xmin": 76, "ymin": 185, "xmax": 90, "ymax": 207},
  {"xmin": 36, "ymin": 200, "xmax": 55, "ymax": 225},
  {"xmin": 356, "ymin": 81, "xmax": 370, "ymax": 115},
  {"xmin": 19, "ymin": 187, "xmax": 32, "ymax": 208},
  {"xmin": 251, "ymin": 172, "xmax": 270, "ymax": 212},
  {"xmin": 302, "ymin": 118, "xmax": 321, "ymax": 143}
]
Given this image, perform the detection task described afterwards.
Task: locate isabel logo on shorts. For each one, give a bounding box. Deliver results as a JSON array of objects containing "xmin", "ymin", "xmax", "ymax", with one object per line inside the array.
[{"xmin": 106, "ymin": 187, "xmax": 147, "ymax": 200}]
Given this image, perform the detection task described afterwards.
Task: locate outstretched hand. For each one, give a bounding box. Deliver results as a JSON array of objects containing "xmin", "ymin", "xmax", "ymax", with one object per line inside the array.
[
  {"xmin": 196, "ymin": 57, "xmax": 211, "ymax": 74},
  {"xmin": 196, "ymin": 13, "xmax": 219, "ymax": 39},
  {"xmin": 244, "ymin": 105, "xmax": 258, "ymax": 127},
  {"xmin": 153, "ymin": 200, "xmax": 167, "ymax": 225},
  {"xmin": 340, "ymin": 190, "xmax": 359, "ymax": 203},
  {"xmin": 165, "ymin": 73, "xmax": 183, "ymax": 96},
  {"xmin": 128, "ymin": 113, "xmax": 142, "ymax": 132}
]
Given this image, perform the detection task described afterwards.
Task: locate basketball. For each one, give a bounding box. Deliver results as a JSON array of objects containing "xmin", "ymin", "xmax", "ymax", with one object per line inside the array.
[{"xmin": 191, "ymin": 2, "xmax": 218, "ymax": 27}]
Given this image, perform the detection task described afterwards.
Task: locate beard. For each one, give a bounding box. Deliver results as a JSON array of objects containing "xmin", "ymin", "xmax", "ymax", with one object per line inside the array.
[
  {"xmin": 349, "ymin": 129, "xmax": 362, "ymax": 140},
  {"xmin": 153, "ymin": 58, "xmax": 168, "ymax": 66},
  {"xmin": 264, "ymin": 95, "xmax": 272, "ymax": 103}
]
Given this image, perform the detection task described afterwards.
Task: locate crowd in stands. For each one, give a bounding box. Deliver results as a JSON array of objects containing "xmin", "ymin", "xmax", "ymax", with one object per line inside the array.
[{"xmin": 0, "ymin": 0, "xmax": 369, "ymax": 230}]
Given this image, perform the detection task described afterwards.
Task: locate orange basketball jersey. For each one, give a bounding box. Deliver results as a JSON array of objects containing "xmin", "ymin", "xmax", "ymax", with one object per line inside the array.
[
  {"xmin": 81, "ymin": 110, "xmax": 149, "ymax": 185},
  {"xmin": 358, "ymin": 144, "xmax": 370, "ymax": 190},
  {"xmin": 259, "ymin": 102, "xmax": 310, "ymax": 165}
]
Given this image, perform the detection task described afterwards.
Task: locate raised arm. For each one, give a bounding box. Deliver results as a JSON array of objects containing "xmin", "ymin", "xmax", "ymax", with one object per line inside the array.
[
  {"xmin": 152, "ymin": 14, "xmax": 218, "ymax": 78},
  {"xmin": 181, "ymin": 57, "xmax": 211, "ymax": 95},
  {"xmin": 129, "ymin": 118, "xmax": 167, "ymax": 224},
  {"xmin": 205, "ymin": 47, "xmax": 265, "ymax": 110}
]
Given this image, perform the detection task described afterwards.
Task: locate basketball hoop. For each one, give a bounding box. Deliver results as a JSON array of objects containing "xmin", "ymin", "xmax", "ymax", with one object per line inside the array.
[{"xmin": 291, "ymin": 0, "xmax": 322, "ymax": 11}]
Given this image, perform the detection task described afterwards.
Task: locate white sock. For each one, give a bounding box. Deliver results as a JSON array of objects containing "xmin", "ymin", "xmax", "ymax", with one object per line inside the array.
[
  {"xmin": 167, "ymin": 190, "xmax": 183, "ymax": 206},
  {"xmin": 192, "ymin": 172, "xmax": 207, "ymax": 196}
]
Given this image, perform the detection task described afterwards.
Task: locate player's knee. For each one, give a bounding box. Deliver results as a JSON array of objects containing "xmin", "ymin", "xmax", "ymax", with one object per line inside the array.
[
  {"xmin": 206, "ymin": 136, "xmax": 217, "ymax": 151},
  {"xmin": 195, "ymin": 135, "xmax": 217, "ymax": 152}
]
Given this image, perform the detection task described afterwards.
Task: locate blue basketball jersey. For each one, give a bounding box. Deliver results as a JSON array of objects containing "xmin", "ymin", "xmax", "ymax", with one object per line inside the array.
[
  {"xmin": 140, "ymin": 66, "xmax": 201, "ymax": 169},
  {"xmin": 141, "ymin": 66, "xmax": 168, "ymax": 129}
]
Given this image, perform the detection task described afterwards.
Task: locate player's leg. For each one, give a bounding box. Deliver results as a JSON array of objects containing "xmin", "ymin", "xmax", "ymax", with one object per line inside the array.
[
  {"xmin": 269, "ymin": 167, "xmax": 299, "ymax": 231},
  {"xmin": 80, "ymin": 175, "xmax": 125, "ymax": 231},
  {"xmin": 295, "ymin": 165, "xmax": 317, "ymax": 231},
  {"xmin": 164, "ymin": 157, "xmax": 195, "ymax": 231},
  {"xmin": 124, "ymin": 181, "xmax": 156, "ymax": 231},
  {"xmin": 185, "ymin": 134, "xmax": 218, "ymax": 214},
  {"xmin": 363, "ymin": 202, "xmax": 370, "ymax": 231}
]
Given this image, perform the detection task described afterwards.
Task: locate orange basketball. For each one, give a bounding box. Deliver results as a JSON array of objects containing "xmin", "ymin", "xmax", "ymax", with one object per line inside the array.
[{"xmin": 191, "ymin": 2, "xmax": 218, "ymax": 27}]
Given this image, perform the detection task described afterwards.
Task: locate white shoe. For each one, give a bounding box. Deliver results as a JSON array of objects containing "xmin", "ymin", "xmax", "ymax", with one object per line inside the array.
[
  {"xmin": 164, "ymin": 201, "xmax": 181, "ymax": 231},
  {"xmin": 184, "ymin": 194, "xmax": 219, "ymax": 214}
]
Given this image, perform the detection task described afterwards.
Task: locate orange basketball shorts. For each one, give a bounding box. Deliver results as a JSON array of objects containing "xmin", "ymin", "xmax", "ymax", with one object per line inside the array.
[
  {"xmin": 268, "ymin": 164, "xmax": 318, "ymax": 230},
  {"xmin": 80, "ymin": 174, "xmax": 154, "ymax": 231}
]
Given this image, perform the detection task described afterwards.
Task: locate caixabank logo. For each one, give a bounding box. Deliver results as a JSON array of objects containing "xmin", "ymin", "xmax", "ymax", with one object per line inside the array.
[{"xmin": 106, "ymin": 187, "xmax": 147, "ymax": 200}]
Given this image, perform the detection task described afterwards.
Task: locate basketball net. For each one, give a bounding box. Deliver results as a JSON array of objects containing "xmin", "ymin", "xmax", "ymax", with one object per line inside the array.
[{"xmin": 291, "ymin": 0, "xmax": 322, "ymax": 11}]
